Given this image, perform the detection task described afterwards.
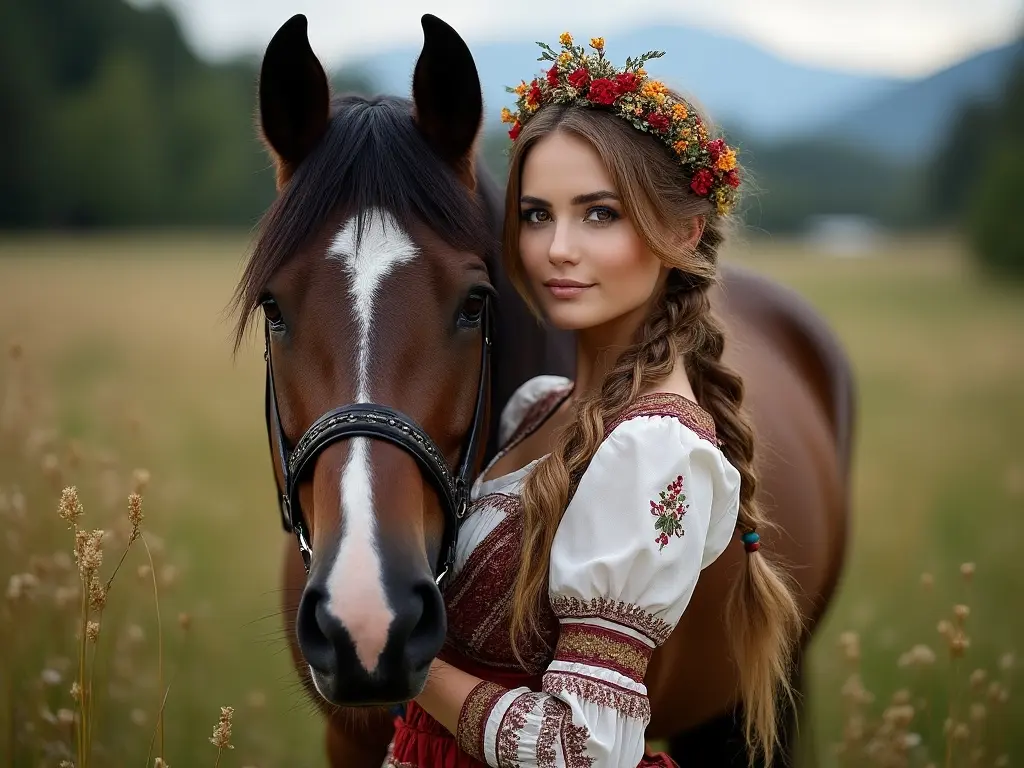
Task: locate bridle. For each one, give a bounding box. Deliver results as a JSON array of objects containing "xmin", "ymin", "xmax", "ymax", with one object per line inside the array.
[{"xmin": 263, "ymin": 293, "xmax": 494, "ymax": 589}]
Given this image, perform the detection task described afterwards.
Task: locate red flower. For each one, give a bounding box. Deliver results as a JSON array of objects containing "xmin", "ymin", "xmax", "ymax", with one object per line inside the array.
[
  {"xmin": 546, "ymin": 64, "xmax": 559, "ymax": 86},
  {"xmin": 567, "ymin": 67, "xmax": 591, "ymax": 89},
  {"xmin": 613, "ymin": 72, "xmax": 639, "ymax": 93},
  {"xmin": 646, "ymin": 112, "xmax": 670, "ymax": 133},
  {"xmin": 528, "ymin": 84, "xmax": 543, "ymax": 106},
  {"xmin": 587, "ymin": 78, "xmax": 618, "ymax": 106},
  {"xmin": 690, "ymin": 168, "xmax": 715, "ymax": 196},
  {"xmin": 724, "ymin": 170, "xmax": 740, "ymax": 188},
  {"xmin": 705, "ymin": 138, "xmax": 725, "ymax": 163},
  {"xmin": 508, "ymin": 121, "xmax": 522, "ymax": 141}
]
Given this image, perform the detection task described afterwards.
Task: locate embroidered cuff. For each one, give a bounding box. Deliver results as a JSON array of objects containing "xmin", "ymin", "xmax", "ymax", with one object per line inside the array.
[
  {"xmin": 554, "ymin": 623, "xmax": 653, "ymax": 684},
  {"xmin": 543, "ymin": 671, "xmax": 651, "ymax": 720},
  {"xmin": 456, "ymin": 680, "xmax": 505, "ymax": 762},
  {"xmin": 550, "ymin": 596, "xmax": 673, "ymax": 645}
]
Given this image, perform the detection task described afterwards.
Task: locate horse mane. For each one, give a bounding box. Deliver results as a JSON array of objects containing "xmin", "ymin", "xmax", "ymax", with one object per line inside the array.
[{"xmin": 231, "ymin": 93, "xmax": 496, "ymax": 351}]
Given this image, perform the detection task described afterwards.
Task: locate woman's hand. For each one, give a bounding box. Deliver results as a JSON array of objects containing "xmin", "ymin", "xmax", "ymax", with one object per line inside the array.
[{"xmin": 413, "ymin": 657, "xmax": 486, "ymax": 737}]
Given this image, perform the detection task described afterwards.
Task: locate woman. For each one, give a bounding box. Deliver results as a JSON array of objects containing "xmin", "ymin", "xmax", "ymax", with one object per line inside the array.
[{"xmin": 387, "ymin": 33, "xmax": 802, "ymax": 768}]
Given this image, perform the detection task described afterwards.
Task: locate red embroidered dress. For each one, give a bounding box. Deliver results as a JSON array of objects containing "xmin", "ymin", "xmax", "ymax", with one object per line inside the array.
[{"xmin": 387, "ymin": 376, "xmax": 741, "ymax": 768}]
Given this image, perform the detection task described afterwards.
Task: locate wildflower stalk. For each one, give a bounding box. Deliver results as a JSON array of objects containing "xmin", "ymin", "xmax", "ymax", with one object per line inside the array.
[
  {"xmin": 145, "ymin": 682, "xmax": 173, "ymax": 768},
  {"xmin": 106, "ymin": 493, "xmax": 144, "ymax": 595},
  {"xmin": 77, "ymin": 573, "xmax": 89, "ymax": 768},
  {"xmin": 142, "ymin": 534, "xmax": 164, "ymax": 760},
  {"xmin": 209, "ymin": 706, "xmax": 234, "ymax": 768}
]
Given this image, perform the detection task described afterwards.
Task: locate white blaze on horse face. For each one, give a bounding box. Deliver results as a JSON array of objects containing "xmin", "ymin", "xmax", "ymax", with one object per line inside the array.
[{"xmin": 323, "ymin": 209, "xmax": 418, "ymax": 674}]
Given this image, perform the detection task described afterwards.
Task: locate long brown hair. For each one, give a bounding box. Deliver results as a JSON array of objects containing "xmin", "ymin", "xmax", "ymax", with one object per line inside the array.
[{"xmin": 502, "ymin": 101, "xmax": 803, "ymax": 764}]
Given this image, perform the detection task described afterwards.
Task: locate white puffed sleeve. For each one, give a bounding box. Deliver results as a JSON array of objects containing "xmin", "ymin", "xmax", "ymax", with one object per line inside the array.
[{"xmin": 456, "ymin": 413, "xmax": 741, "ymax": 767}]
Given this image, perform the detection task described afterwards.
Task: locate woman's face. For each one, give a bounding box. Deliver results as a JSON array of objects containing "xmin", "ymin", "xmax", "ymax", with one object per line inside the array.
[{"xmin": 516, "ymin": 131, "xmax": 665, "ymax": 335}]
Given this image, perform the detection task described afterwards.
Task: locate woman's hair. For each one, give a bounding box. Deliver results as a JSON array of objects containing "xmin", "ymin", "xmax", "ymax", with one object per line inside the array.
[{"xmin": 502, "ymin": 97, "xmax": 803, "ymax": 765}]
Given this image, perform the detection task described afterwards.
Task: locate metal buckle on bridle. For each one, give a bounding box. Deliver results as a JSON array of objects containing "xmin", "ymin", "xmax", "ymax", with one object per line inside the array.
[{"xmin": 295, "ymin": 521, "xmax": 313, "ymax": 571}]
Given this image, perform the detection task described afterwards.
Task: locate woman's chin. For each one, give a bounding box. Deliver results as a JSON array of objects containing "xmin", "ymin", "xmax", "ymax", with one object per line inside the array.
[{"xmin": 543, "ymin": 305, "xmax": 599, "ymax": 331}]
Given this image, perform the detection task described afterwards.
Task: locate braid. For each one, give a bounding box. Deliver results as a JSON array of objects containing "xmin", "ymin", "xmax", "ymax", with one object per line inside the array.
[{"xmin": 688, "ymin": 288, "xmax": 803, "ymax": 766}]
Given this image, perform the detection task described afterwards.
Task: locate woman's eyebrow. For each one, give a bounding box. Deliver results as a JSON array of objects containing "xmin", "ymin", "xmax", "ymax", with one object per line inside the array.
[{"xmin": 519, "ymin": 190, "xmax": 619, "ymax": 206}]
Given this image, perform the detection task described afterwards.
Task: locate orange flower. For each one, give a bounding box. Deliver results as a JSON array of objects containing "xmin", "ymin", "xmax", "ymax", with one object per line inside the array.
[
  {"xmin": 641, "ymin": 80, "xmax": 668, "ymax": 98},
  {"xmin": 673, "ymin": 139, "xmax": 689, "ymax": 155},
  {"xmin": 672, "ymin": 103, "xmax": 688, "ymax": 121},
  {"xmin": 715, "ymin": 148, "xmax": 737, "ymax": 172},
  {"xmin": 515, "ymin": 81, "xmax": 528, "ymax": 96},
  {"xmin": 559, "ymin": 32, "xmax": 573, "ymax": 46},
  {"xmin": 590, "ymin": 37, "xmax": 605, "ymax": 51},
  {"xmin": 500, "ymin": 107, "xmax": 515, "ymax": 124}
]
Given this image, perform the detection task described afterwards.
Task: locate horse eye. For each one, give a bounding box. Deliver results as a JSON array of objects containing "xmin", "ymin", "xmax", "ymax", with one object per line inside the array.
[
  {"xmin": 261, "ymin": 297, "xmax": 284, "ymax": 327},
  {"xmin": 458, "ymin": 293, "xmax": 486, "ymax": 327}
]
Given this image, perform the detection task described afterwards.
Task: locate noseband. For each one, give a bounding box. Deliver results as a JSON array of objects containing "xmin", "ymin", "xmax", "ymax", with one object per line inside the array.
[{"xmin": 263, "ymin": 295, "xmax": 493, "ymax": 589}]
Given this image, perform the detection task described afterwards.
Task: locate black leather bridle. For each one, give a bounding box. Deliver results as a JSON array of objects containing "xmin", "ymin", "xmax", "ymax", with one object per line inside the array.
[{"xmin": 263, "ymin": 294, "xmax": 494, "ymax": 589}]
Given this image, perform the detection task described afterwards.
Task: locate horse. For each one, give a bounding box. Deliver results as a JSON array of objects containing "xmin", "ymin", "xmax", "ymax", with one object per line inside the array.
[{"xmin": 232, "ymin": 13, "xmax": 855, "ymax": 767}]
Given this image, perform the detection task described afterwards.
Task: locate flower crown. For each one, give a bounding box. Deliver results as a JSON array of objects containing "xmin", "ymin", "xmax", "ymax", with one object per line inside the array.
[{"xmin": 501, "ymin": 33, "xmax": 741, "ymax": 215}]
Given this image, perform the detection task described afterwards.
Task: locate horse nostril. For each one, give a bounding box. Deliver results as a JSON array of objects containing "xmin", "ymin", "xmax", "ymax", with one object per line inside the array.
[
  {"xmin": 296, "ymin": 586, "xmax": 336, "ymax": 675},
  {"xmin": 404, "ymin": 578, "xmax": 447, "ymax": 673}
]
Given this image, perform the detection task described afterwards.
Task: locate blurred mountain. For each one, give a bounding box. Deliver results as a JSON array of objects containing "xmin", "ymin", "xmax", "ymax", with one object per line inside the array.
[
  {"xmin": 345, "ymin": 26, "xmax": 904, "ymax": 141},
  {"xmin": 813, "ymin": 40, "xmax": 1024, "ymax": 160}
]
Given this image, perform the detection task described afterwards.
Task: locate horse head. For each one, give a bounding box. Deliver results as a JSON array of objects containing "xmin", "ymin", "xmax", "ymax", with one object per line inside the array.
[{"xmin": 236, "ymin": 13, "xmax": 509, "ymax": 707}]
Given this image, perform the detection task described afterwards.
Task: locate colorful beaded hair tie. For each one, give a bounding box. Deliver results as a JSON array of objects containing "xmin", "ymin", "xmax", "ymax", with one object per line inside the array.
[
  {"xmin": 741, "ymin": 530, "xmax": 760, "ymax": 553},
  {"xmin": 500, "ymin": 32, "xmax": 742, "ymax": 215}
]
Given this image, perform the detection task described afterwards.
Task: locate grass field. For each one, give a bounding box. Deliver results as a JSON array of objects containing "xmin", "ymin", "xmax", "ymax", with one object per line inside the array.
[{"xmin": 0, "ymin": 231, "xmax": 1021, "ymax": 767}]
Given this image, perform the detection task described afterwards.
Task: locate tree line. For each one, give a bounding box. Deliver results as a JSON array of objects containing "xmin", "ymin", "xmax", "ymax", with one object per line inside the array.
[{"xmin": 0, "ymin": 0, "xmax": 1020, "ymax": 274}]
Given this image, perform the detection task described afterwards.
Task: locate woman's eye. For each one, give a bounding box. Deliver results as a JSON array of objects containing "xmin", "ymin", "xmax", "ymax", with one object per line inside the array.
[
  {"xmin": 261, "ymin": 298, "xmax": 284, "ymax": 327},
  {"xmin": 521, "ymin": 208, "xmax": 550, "ymax": 224},
  {"xmin": 586, "ymin": 206, "xmax": 618, "ymax": 223}
]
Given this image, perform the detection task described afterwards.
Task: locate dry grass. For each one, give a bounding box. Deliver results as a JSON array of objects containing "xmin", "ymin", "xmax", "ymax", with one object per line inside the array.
[
  {"xmin": 0, "ymin": 230, "xmax": 1021, "ymax": 766},
  {"xmin": 0, "ymin": 344, "xmax": 246, "ymax": 767}
]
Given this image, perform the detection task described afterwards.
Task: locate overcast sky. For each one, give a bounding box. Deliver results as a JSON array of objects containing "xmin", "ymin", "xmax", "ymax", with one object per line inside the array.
[{"xmin": 142, "ymin": 0, "xmax": 1024, "ymax": 78}]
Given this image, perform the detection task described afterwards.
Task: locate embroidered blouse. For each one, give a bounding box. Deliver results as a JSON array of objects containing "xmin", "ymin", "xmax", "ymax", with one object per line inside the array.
[{"xmin": 452, "ymin": 375, "xmax": 742, "ymax": 768}]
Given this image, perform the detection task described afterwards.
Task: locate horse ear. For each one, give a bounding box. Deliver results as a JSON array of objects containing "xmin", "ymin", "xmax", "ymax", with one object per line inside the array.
[
  {"xmin": 258, "ymin": 14, "xmax": 330, "ymax": 188},
  {"xmin": 412, "ymin": 14, "xmax": 483, "ymax": 190}
]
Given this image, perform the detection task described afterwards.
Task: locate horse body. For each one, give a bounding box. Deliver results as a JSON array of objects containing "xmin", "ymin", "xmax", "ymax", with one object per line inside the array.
[{"xmin": 246, "ymin": 14, "xmax": 854, "ymax": 767}]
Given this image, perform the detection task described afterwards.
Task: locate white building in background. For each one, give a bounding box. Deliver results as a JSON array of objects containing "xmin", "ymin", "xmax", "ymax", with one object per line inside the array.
[{"xmin": 804, "ymin": 214, "xmax": 885, "ymax": 257}]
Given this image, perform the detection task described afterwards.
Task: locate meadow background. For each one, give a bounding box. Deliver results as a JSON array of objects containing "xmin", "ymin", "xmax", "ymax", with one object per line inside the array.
[
  {"xmin": 3, "ymin": 232, "xmax": 1021, "ymax": 767},
  {"xmin": 2, "ymin": 0, "xmax": 1022, "ymax": 766}
]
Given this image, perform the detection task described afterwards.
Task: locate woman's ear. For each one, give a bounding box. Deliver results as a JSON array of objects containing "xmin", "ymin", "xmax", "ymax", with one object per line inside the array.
[{"xmin": 682, "ymin": 215, "xmax": 706, "ymax": 253}]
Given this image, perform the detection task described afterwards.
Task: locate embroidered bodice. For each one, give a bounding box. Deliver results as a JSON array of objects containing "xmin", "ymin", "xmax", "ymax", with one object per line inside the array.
[{"xmin": 421, "ymin": 375, "xmax": 742, "ymax": 768}]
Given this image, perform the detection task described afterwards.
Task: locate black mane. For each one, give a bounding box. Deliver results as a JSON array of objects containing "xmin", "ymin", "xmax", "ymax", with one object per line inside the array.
[{"xmin": 232, "ymin": 93, "xmax": 498, "ymax": 349}]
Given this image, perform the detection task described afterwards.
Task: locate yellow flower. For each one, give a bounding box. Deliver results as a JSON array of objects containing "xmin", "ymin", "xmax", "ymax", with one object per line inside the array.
[
  {"xmin": 590, "ymin": 37, "xmax": 605, "ymax": 51},
  {"xmin": 672, "ymin": 103, "xmax": 688, "ymax": 121},
  {"xmin": 637, "ymin": 68, "xmax": 647, "ymax": 77},
  {"xmin": 500, "ymin": 107, "xmax": 516, "ymax": 124},
  {"xmin": 653, "ymin": 92, "xmax": 667, "ymax": 105},
  {"xmin": 673, "ymin": 139, "xmax": 689, "ymax": 155},
  {"xmin": 559, "ymin": 32, "xmax": 573, "ymax": 46},
  {"xmin": 715, "ymin": 188, "xmax": 733, "ymax": 215},
  {"xmin": 515, "ymin": 82, "xmax": 528, "ymax": 96},
  {"xmin": 558, "ymin": 51, "xmax": 572, "ymax": 65},
  {"xmin": 716, "ymin": 148, "xmax": 737, "ymax": 172},
  {"xmin": 641, "ymin": 80, "xmax": 668, "ymax": 98}
]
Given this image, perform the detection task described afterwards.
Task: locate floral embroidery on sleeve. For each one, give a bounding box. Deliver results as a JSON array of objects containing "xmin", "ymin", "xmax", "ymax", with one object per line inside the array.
[{"xmin": 650, "ymin": 474, "xmax": 688, "ymax": 551}]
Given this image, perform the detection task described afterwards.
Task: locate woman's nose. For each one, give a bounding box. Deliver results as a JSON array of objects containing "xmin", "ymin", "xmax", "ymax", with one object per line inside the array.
[{"xmin": 548, "ymin": 222, "xmax": 579, "ymax": 265}]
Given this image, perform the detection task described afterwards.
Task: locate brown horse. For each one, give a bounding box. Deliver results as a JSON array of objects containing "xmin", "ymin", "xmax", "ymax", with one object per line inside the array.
[{"xmin": 233, "ymin": 13, "xmax": 855, "ymax": 767}]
